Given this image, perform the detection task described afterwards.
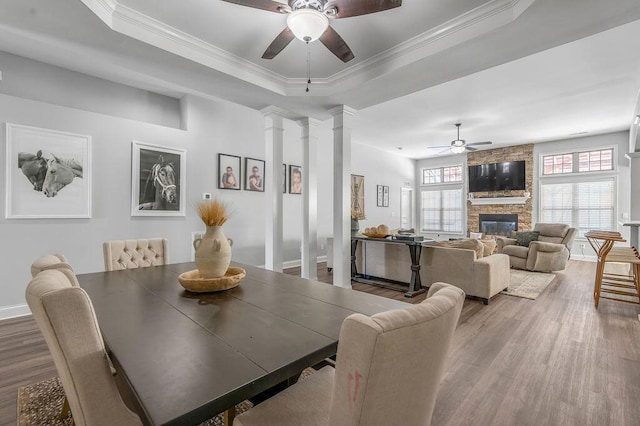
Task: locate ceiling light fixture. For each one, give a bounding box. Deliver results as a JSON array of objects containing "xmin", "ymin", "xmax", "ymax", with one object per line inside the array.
[
  {"xmin": 450, "ymin": 145, "xmax": 466, "ymax": 154},
  {"xmin": 287, "ymin": 8, "xmax": 329, "ymax": 42},
  {"xmin": 635, "ymin": 115, "xmax": 640, "ymax": 125}
]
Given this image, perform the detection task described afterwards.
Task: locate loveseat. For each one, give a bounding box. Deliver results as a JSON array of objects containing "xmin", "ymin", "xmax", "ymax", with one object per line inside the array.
[
  {"xmin": 496, "ymin": 223, "xmax": 577, "ymax": 272},
  {"xmin": 359, "ymin": 238, "xmax": 510, "ymax": 304}
]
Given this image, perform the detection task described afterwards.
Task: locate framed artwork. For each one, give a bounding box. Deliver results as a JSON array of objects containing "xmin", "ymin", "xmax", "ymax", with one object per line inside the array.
[
  {"xmin": 131, "ymin": 141, "xmax": 186, "ymax": 216},
  {"xmin": 5, "ymin": 123, "xmax": 91, "ymax": 219},
  {"xmin": 218, "ymin": 154, "xmax": 241, "ymax": 190},
  {"xmin": 351, "ymin": 174, "xmax": 365, "ymax": 219},
  {"xmin": 282, "ymin": 163, "xmax": 287, "ymax": 194},
  {"xmin": 377, "ymin": 185, "xmax": 384, "ymax": 207},
  {"xmin": 383, "ymin": 185, "xmax": 390, "ymax": 207},
  {"xmin": 289, "ymin": 165, "xmax": 302, "ymax": 194},
  {"xmin": 245, "ymin": 157, "xmax": 265, "ymax": 192}
]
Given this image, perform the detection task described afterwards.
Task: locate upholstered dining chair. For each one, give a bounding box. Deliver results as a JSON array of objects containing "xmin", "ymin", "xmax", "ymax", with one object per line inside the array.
[
  {"xmin": 25, "ymin": 269, "xmax": 142, "ymax": 426},
  {"xmin": 103, "ymin": 238, "xmax": 168, "ymax": 271},
  {"xmin": 233, "ymin": 282, "xmax": 465, "ymax": 426},
  {"xmin": 30, "ymin": 253, "xmax": 79, "ymax": 286}
]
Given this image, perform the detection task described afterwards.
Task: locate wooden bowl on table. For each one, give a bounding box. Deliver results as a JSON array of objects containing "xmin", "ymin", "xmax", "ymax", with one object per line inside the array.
[{"xmin": 178, "ymin": 266, "xmax": 246, "ymax": 293}]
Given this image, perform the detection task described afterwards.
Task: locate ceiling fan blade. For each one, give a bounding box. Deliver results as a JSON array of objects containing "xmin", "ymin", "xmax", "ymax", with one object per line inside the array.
[
  {"xmin": 319, "ymin": 26, "xmax": 355, "ymax": 62},
  {"xmin": 220, "ymin": 0, "xmax": 284, "ymax": 13},
  {"xmin": 428, "ymin": 145, "xmax": 453, "ymax": 149},
  {"xmin": 262, "ymin": 27, "xmax": 295, "ymax": 59},
  {"xmin": 465, "ymin": 146, "xmax": 478, "ymax": 152},
  {"xmin": 326, "ymin": 0, "xmax": 402, "ymax": 18},
  {"xmin": 467, "ymin": 141, "xmax": 492, "ymax": 146}
]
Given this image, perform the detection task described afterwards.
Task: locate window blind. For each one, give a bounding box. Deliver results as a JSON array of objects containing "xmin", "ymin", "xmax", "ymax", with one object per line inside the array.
[{"xmin": 421, "ymin": 187, "xmax": 463, "ymax": 233}]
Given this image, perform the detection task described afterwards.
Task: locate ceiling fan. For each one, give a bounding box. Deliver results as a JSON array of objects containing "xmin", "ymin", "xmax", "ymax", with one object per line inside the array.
[
  {"xmin": 220, "ymin": 0, "xmax": 403, "ymax": 63},
  {"xmin": 430, "ymin": 123, "xmax": 492, "ymax": 154}
]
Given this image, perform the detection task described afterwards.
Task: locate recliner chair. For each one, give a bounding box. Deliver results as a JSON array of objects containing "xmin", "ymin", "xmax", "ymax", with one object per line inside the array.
[{"xmin": 496, "ymin": 223, "xmax": 577, "ymax": 272}]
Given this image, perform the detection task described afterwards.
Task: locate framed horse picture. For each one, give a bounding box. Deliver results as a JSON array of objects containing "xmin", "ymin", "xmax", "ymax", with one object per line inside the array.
[
  {"xmin": 5, "ymin": 123, "xmax": 91, "ymax": 219},
  {"xmin": 131, "ymin": 141, "xmax": 186, "ymax": 216}
]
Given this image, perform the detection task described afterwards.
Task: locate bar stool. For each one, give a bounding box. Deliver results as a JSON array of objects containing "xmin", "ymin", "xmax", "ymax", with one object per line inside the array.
[{"xmin": 585, "ymin": 231, "xmax": 640, "ymax": 308}]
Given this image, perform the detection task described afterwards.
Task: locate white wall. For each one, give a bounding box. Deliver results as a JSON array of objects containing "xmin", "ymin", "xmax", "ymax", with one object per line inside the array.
[{"xmin": 0, "ymin": 52, "xmax": 414, "ymax": 317}]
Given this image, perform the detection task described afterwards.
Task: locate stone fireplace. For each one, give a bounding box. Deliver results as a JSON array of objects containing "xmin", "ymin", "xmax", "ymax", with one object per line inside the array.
[
  {"xmin": 467, "ymin": 144, "xmax": 534, "ymax": 234},
  {"xmin": 479, "ymin": 214, "xmax": 518, "ymax": 237}
]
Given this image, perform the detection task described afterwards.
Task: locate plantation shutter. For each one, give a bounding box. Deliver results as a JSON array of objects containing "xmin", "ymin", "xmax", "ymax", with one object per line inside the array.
[{"xmin": 421, "ymin": 187, "xmax": 463, "ymax": 233}]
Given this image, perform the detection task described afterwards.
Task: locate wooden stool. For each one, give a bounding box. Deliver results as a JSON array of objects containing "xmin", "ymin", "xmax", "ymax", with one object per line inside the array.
[{"xmin": 585, "ymin": 231, "xmax": 640, "ymax": 308}]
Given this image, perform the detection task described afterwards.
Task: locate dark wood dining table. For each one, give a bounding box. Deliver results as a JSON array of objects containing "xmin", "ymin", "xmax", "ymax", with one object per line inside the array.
[{"xmin": 78, "ymin": 262, "xmax": 410, "ymax": 426}]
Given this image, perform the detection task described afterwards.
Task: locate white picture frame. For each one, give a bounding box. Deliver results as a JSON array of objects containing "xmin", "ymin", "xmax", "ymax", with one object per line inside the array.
[
  {"xmin": 5, "ymin": 123, "xmax": 91, "ymax": 219},
  {"xmin": 131, "ymin": 141, "xmax": 186, "ymax": 217}
]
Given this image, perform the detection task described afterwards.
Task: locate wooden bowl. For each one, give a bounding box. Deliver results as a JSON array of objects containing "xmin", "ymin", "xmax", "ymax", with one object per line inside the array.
[
  {"xmin": 362, "ymin": 232, "xmax": 391, "ymax": 239},
  {"xmin": 178, "ymin": 267, "xmax": 246, "ymax": 293}
]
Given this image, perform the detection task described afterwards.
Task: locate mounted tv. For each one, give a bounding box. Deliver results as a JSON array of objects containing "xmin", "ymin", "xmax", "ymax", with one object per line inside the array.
[{"xmin": 468, "ymin": 160, "xmax": 526, "ymax": 192}]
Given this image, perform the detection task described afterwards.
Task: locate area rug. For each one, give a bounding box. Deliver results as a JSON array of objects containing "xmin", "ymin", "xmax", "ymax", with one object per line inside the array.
[
  {"xmin": 17, "ymin": 369, "xmax": 316, "ymax": 426},
  {"xmin": 500, "ymin": 269, "xmax": 556, "ymax": 300}
]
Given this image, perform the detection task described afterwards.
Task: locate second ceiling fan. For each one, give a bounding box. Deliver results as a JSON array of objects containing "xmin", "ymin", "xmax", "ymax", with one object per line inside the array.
[{"xmin": 220, "ymin": 0, "xmax": 403, "ymax": 62}]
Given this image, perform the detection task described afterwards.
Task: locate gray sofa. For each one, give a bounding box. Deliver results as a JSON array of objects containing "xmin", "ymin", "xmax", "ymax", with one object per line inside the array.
[{"xmin": 496, "ymin": 223, "xmax": 577, "ymax": 272}]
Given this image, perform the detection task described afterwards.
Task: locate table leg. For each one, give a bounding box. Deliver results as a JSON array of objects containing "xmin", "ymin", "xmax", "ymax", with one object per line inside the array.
[
  {"xmin": 405, "ymin": 244, "xmax": 426, "ymax": 298},
  {"xmin": 351, "ymin": 239, "xmax": 359, "ymax": 277},
  {"xmin": 224, "ymin": 406, "xmax": 236, "ymax": 426}
]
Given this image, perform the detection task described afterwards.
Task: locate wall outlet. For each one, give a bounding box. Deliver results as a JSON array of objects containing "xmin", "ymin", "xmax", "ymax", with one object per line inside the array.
[
  {"xmin": 202, "ymin": 193, "xmax": 211, "ymax": 200},
  {"xmin": 320, "ymin": 243, "xmax": 325, "ymax": 250}
]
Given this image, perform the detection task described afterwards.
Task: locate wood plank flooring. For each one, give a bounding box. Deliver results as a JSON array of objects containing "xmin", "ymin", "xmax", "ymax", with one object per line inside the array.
[{"xmin": 1, "ymin": 260, "xmax": 639, "ymax": 425}]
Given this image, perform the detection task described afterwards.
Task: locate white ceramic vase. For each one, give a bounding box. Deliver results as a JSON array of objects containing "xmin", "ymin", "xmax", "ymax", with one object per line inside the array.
[{"xmin": 193, "ymin": 226, "xmax": 233, "ymax": 279}]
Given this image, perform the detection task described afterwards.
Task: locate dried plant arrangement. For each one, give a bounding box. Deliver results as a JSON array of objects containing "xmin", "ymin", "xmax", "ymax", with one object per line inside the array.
[{"xmin": 195, "ymin": 198, "xmax": 232, "ymax": 226}]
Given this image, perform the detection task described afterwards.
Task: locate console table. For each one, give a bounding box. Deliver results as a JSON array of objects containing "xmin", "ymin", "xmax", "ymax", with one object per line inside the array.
[{"xmin": 351, "ymin": 236, "xmax": 434, "ymax": 298}]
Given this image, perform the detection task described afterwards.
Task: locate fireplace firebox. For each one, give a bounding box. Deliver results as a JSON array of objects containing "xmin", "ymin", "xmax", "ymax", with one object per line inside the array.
[{"xmin": 479, "ymin": 214, "xmax": 518, "ymax": 237}]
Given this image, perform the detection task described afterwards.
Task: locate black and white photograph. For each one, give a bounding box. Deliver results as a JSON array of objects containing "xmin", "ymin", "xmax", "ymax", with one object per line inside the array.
[
  {"xmin": 289, "ymin": 165, "xmax": 302, "ymax": 194},
  {"xmin": 244, "ymin": 157, "xmax": 265, "ymax": 192},
  {"xmin": 131, "ymin": 141, "xmax": 186, "ymax": 216},
  {"xmin": 5, "ymin": 123, "xmax": 91, "ymax": 219},
  {"xmin": 377, "ymin": 185, "xmax": 384, "ymax": 207},
  {"xmin": 218, "ymin": 153, "xmax": 241, "ymax": 190}
]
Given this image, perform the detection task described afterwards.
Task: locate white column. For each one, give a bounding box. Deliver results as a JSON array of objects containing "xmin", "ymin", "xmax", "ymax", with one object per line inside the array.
[
  {"xmin": 261, "ymin": 107, "xmax": 285, "ymax": 272},
  {"xmin": 298, "ymin": 117, "xmax": 320, "ymax": 280},
  {"xmin": 330, "ymin": 106, "xmax": 357, "ymax": 288}
]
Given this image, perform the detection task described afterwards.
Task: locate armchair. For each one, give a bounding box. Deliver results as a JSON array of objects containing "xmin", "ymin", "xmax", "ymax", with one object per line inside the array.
[{"xmin": 497, "ymin": 223, "xmax": 577, "ymax": 272}]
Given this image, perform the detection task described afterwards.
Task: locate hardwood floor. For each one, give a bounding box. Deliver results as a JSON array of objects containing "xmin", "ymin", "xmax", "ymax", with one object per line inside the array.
[{"xmin": 2, "ymin": 260, "xmax": 639, "ymax": 425}]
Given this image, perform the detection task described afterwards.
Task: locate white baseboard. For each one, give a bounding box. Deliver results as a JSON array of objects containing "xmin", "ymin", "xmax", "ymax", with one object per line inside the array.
[
  {"xmin": 259, "ymin": 256, "xmax": 328, "ymax": 270},
  {"xmin": 0, "ymin": 304, "xmax": 31, "ymax": 321}
]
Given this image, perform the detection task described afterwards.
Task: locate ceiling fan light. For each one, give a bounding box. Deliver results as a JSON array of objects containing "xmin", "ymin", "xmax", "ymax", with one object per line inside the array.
[
  {"xmin": 287, "ymin": 8, "xmax": 329, "ymax": 42},
  {"xmin": 451, "ymin": 145, "xmax": 466, "ymax": 154}
]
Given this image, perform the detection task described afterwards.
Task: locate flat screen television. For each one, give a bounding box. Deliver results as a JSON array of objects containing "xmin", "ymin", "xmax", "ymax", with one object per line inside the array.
[{"xmin": 468, "ymin": 160, "xmax": 526, "ymax": 192}]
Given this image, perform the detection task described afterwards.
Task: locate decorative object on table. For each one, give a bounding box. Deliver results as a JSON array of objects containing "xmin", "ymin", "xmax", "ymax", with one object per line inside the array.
[
  {"xmin": 5, "ymin": 123, "xmax": 91, "ymax": 219},
  {"xmin": 193, "ymin": 198, "xmax": 234, "ymax": 279},
  {"xmin": 383, "ymin": 185, "xmax": 389, "ymax": 207},
  {"xmin": 363, "ymin": 224, "xmax": 391, "ymax": 238},
  {"xmin": 351, "ymin": 174, "xmax": 365, "ymax": 219},
  {"xmin": 350, "ymin": 216, "xmax": 359, "ymax": 236},
  {"xmin": 244, "ymin": 157, "xmax": 265, "ymax": 192},
  {"xmin": 289, "ymin": 164, "xmax": 302, "ymax": 194},
  {"xmin": 131, "ymin": 141, "xmax": 186, "ymax": 216},
  {"xmin": 178, "ymin": 266, "xmax": 246, "ymax": 293},
  {"xmin": 218, "ymin": 153, "xmax": 241, "ymax": 190}
]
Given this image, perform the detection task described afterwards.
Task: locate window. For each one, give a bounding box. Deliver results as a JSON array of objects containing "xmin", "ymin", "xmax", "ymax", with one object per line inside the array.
[
  {"xmin": 542, "ymin": 148, "xmax": 613, "ymax": 175},
  {"xmin": 540, "ymin": 179, "xmax": 615, "ymax": 237},
  {"xmin": 420, "ymin": 188, "xmax": 463, "ymax": 233},
  {"xmin": 422, "ymin": 166, "xmax": 462, "ymax": 185}
]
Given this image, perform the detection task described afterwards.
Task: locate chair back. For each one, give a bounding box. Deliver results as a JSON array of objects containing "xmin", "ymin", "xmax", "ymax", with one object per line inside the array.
[
  {"xmin": 30, "ymin": 253, "xmax": 79, "ymax": 286},
  {"xmin": 533, "ymin": 223, "xmax": 577, "ymax": 250},
  {"xmin": 26, "ymin": 269, "xmax": 141, "ymax": 426},
  {"xmin": 103, "ymin": 238, "xmax": 168, "ymax": 271},
  {"xmin": 329, "ymin": 282, "xmax": 465, "ymax": 426}
]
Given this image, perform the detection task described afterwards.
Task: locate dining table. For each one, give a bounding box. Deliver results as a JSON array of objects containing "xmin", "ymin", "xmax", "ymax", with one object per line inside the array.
[{"xmin": 78, "ymin": 261, "xmax": 410, "ymax": 426}]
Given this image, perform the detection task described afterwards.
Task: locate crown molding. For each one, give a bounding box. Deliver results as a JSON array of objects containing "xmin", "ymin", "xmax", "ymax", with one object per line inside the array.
[{"xmin": 79, "ymin": 0, "xmax": 536, "ymax": 97}]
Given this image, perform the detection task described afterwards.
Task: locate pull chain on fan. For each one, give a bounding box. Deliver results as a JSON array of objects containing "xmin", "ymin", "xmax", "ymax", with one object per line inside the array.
[{"xmin": 306, "ymin": 41, "xmax": 311, "ymax": 93}]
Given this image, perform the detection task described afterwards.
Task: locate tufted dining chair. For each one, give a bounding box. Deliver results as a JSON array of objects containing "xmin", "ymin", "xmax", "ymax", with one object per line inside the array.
[
  {"xmin": 233, "ymin": 282, "xmax": 465, "ymax": 426},
  {"xmin": 103, "ymin": 238, "xmax": 169, "ymax": 271},
  {"xmin": 26, "ymin": 269, "xmax": 142, "ymax": 426},
  {"xmin": 30, "ymin": 253, "xmax": 79, "ymax": 286}
]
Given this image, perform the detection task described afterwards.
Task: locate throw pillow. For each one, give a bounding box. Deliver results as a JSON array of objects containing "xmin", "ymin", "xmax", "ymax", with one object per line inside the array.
[
  {"xmin": 480, "ymin": 239, "xmax": 497, "ymax": 256},
  {"xmin": 515, "ymin": 231, "xmax": 540, "ymax": 247},
  {"xmin": 435, "ymin": 239, "xmax": 485, "ymax": 259}
]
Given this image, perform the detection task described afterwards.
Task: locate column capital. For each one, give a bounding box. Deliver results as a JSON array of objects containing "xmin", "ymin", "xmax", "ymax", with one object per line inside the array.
[
  {"xmin": 328, "ymin": 105, "xmax": 358, "ymax": 118},
  {"xmin": 625, "ymin": 152, "xmax": 640, "ymax": 160},
  {"xmin": 296, "ymin": 117, "xmax": 322, "ymax": 129}
]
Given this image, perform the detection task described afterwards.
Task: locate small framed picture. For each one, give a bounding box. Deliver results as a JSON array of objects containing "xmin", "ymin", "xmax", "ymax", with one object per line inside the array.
[
  {"xmin": 377, "ymin": 185, "xmax": 384, "ymax": 207},
  {"xmin": 245, "ymin": 157, "xmax": 265, "ymax": 192},
  {"xmin": 383, "ymin": 185, "xmax": 390, "ymax": 207},
  {"xmin": 132, "ymin": 141, "xmax": 186, "ymax": 216},
  {"xmin": 351, "ymin": 174, "xmax": 365, "ymax": 219},
  {"xmin": 282, "ymin": 163, "xmax": 287, "ymax": 194},
  {"xmin": 5, "ymin": 123, "xmax": 91, "ymax": 219},
  {"xmin": 218, "ymin": 154, "xmax": 241, "ymax": 190},
  {"xmin": 289, "ymin": 165, "xmax": 302, "ymax": 194}
]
